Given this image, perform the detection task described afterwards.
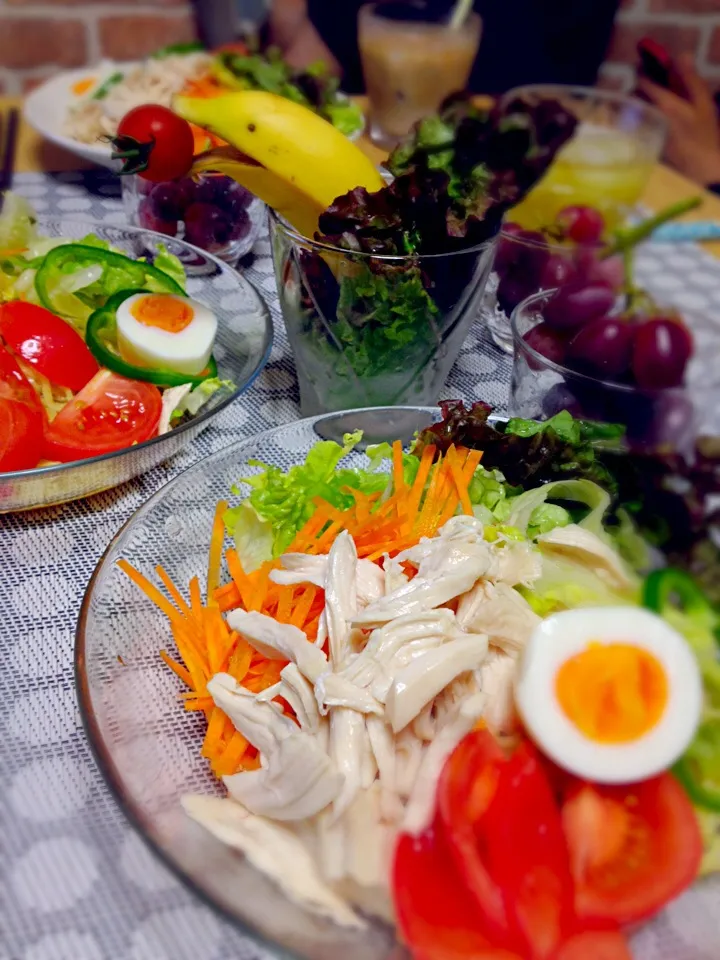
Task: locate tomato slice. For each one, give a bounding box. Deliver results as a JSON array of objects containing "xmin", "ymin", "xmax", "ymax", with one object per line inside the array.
[
  {"xmin": 0, "ymin": 345, "xmax": 45, "ymax": 471},
  {"xmin": 439, "ymin": 731, "xmax": 576, "ymax": 959},
  {"xmin": 561, "ymin": 773, "xmax": 703, "ymax": 926},
  {"xmin": 0, "ymin": 301, "xmax": 99, "ymax": 392},
  {"xmin": 0, "ymin": 397, "xmax": 43, "ymax": 471},
  {"xmin": 42, "ymin": 369, "xmax": 162, "ymax": 462},
  {"xmin": 553, "ymin": 931, "xmax": 632, "ymax": 960},
  {"xmin": 393, "ymin": 816, "xmax": 516, "ymax": 960}
]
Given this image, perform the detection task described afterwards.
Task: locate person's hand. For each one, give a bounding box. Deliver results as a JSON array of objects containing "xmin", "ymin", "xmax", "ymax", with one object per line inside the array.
[{"xmin": 638, "ymin": 52, "xmax": 720, "ymax": 186}]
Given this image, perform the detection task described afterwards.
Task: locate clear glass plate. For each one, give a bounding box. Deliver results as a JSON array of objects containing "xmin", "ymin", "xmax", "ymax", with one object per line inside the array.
[
  {"xmin": 0, "ymin": 218, "xmax": 272, "ymax": 512},
  {"xmin": 77, "ymin": 407, "xmax": 720, "ymax": 960}
]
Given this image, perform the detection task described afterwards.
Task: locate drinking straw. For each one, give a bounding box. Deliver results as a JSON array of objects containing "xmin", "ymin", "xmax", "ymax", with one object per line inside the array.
[{"xmin": 448, "ymin": 0, "xmax": 473, "ymax": 29}]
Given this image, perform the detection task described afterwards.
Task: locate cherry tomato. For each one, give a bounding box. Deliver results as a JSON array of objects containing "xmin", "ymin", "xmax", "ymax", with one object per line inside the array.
[
  {"xmin": 561, "ymin": 774, "xmax": 703, "ymax": 926},
  {"xmin": 115, "ymin": 105, "xmax": 194, "ymax": 182},
  {"xmin": 0, "ymin": 301, "xmax": 99, "ymax": 392},
  {"xmin": 42, "ymin": 369, "xmax": 162, "ymax": 462},
  {"xmin": 0, "ymin": 346, "xmax": 45, "ymax": 471}
]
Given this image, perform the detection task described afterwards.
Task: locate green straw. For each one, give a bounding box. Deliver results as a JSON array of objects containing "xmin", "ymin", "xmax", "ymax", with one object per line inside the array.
[{"xmin": 448, "ymin": 0, "xmax": 473, "ymax": 29}]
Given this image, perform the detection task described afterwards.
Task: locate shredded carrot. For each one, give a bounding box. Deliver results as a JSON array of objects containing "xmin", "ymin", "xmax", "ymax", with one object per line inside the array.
[
  {"xmin": 160, "ymin": 650, "xmax": 192, "ymax": 688},
  {"xmin": 206, "ymin": 500, "xmax": 228, "ymax": 605},
  {"xmin": 121, "ymin": 439, "xmax": 486, "ymax": 780}
]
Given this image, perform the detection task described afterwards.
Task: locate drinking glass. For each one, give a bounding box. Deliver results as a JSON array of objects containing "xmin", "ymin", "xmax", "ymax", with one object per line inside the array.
[
  {"xmin": 270, "ymin": 210, "xmax": 496, "ymax": 415},
  {"xmin": 358, "ymin": 2, "xmax": 482, "ymax": 147},
  {"xmin": 505, "ymin": 86, "xmax": 666, "ymax": 232}
]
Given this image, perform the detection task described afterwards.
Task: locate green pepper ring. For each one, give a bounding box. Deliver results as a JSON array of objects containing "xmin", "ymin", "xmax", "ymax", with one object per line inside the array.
[
  {"xmin": 674, "ymin": 740, "xmax": 720, "ymax": 813},
  {"xmin": 35, "ymin": 243, "xmax": 185, "ymax": 320},
  {"xmin": 86, "ymin": 289, "xmax": 217, "ymax": 387}
]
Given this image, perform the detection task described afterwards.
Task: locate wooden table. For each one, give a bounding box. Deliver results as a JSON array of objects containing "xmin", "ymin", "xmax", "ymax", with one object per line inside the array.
[{"xmin": 5, "ymin": 93, "xmax": 720, "ymax": 258}]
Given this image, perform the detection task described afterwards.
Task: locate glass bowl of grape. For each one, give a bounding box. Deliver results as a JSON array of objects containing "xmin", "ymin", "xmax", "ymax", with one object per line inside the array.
[
  {"xmin": 508, "ymin": 286, "xmax": 719, "ymax": 452},
  {"xmin": 122, "ymin": 172, "xmax": 266, "ymax": 269},
  {"xmin": 483, "ymin": 206, "xmax": 625, "ymax": 353}
]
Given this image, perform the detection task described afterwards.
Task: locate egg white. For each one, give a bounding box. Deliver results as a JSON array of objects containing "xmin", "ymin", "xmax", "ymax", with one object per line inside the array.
[
  {"xmin": 116, "ymin": 292, "xmax": 218, "ymax": 377},
  {"xmin": 515, "ymin": 606, "xmax": 702, "ymax": 784}
]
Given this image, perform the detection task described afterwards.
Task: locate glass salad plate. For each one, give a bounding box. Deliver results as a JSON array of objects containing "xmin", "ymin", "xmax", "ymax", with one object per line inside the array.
[
  {"xmin": 76, "ymin": 407, "xmax": 720, "ymax": 960},
  {"xmin": 0, "ymin": 218, "xmax": 272, "ymax": 513}
]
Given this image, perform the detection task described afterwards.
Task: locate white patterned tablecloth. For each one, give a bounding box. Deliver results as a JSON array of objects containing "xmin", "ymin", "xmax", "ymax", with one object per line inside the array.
[{"xmin": 1, "ymin": 171, "xmax": 720, "ymax": 960}]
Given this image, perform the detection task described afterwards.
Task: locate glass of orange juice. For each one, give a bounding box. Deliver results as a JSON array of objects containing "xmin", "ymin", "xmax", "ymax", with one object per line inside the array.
[
  {"xmin": 359, "ymin": 2, "xmax": 482, "ymax": 147},
  {"xmin": 505, "ymin": 86, "xmax": 667, "ymax": 232}
]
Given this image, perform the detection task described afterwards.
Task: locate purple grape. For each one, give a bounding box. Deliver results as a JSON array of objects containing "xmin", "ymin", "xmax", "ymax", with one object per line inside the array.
[
  {"xmin": 138, "ymin": 197, "xmax": 177, "ymax": 236},
  {"xmin": 567, "ymin": 316, "xmax": 634, "ymax": 380},
  {"xmin": 175, "ymin": 177, "xmax": 196, "ymax": 213},
  {"xmin": 221, "ymin": 181, "xmax": 254, "ymax": 218},
  {"xmin": 184, "ymin": 202, "xmax": 232, "ymax": 251},
  {"xmin": 149, "ymin": 182, "xmax": 185, "ymax": 221},
  {"xmin": 497, "ymin": 273, "xmax": 536, "ymax": 315},
  {"xmin": 541, "ymin": 382, "xmax": 585, "ymax": 419},
  {"xmin": 585, "ymin": 254, "xmax": 624, "ymax": 292},
  {"xmin": 523, "ymin": 322, "xmax": 569, "ymax": 368},
  {"xmin": 540, "ymin": 254, "xmax": 576, "ymax": 290},
  {"xmin": 228, "ymin": 208, "xmax": 251, "ymax": 242},
  {"xmin": 494, "ymin": 223, "xmax": 529, "ymax": 274},
  {"xmin": 635, "ymin": 392, "xmax": 696, "ymax": 452},
  {"xmin": 542, "ymin": 281, "xmax": 616, "ymax": 331},
  {"xmin": 631, "ymin": 317, "xmax": 694, "ymax": 389},
  {"xmin": 494, "ymin": 228, "xmax": 548, "ymax": 280},
  {"xmin": 193, "ymin": 176, "xmax": 223, "ymax": 205}
]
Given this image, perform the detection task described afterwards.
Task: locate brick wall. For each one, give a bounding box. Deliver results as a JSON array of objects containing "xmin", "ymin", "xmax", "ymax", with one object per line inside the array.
[
  {"xmin": 600, "ymin": 0, "xmax": 720, "ymax": 92},
  {"xmin": 0, "ymin": 0, "xmax": 198, "ymax": 94}
]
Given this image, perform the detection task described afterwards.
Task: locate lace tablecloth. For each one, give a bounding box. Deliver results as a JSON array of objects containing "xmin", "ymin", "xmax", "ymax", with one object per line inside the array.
[{"xmin": 2, "ymin": 170, "xmax": 720, "ymax": 960}]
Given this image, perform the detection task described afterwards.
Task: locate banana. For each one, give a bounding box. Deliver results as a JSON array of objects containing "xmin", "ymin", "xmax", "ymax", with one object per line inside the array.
[
  {"xmin": 190, "ymin": 147, "xmax": 323, "ymax": 238},
  {"xmin": 174, "ymin": 91, "xmax": 384, "ymax": 213}
]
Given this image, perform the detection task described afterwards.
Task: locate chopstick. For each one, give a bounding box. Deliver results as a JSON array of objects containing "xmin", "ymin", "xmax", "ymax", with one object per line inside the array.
[{"xmin": 0, "ymin": 107, "xmax": 19, "ymax": 210}]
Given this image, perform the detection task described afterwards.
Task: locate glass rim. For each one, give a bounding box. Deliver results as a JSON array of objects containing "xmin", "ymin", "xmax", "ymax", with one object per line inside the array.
[
  {"xmin": 499, "ymin": 82, "xmax": 667, "ymax": 130},
  {"xmin": 497, "ymin": 222, "xmax": 633, "ymax": 255},
  {"xmin": 268, "ymin": 207, "xmax": 496, "ymax": 261},
  {"xmin": 510, "ymin": 288, "xmax": 686, "ymax": 396}
]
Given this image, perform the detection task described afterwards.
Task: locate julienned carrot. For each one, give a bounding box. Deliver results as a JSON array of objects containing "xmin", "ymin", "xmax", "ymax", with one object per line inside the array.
[
  {"xmin": 207, "ymin": 500, "xmax": 228, "ymax": 605},
  {"xmin": 120, "ymin": 441, "xmax": 485, "ymax": 779}
]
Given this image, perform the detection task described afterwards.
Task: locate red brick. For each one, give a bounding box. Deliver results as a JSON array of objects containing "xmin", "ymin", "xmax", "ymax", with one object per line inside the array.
[
  {"xmin": 650, "ymin": 0, "xmax": 720, "ymax": 11},
  {"xmin": 607, "ymin": 21, "xmax": 701, "ymax": 66},
  {"xmin": 0, "ymin": 17, "xmax": 87, "ymax": 70},
  {"xmin": 99, "ymin": 13, "xmax": 197, "ymax": 61}
]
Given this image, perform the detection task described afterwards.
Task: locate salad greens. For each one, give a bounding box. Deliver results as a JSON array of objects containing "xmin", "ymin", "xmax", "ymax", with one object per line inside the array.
[
  {"xmin": 225, "ymin": 431, "xmax": 389, "ymax": 569},
  {"xmin": 285, "ymin": 95, "xmax": 578, "ymax": 409},
  {"xmin": 210, "ymin": 47, "xmax": 364, "ymax": 137}
]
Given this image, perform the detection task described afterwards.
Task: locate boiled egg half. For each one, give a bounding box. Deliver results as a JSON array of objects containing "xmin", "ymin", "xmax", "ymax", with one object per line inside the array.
[
  {"xmin": 116, "ymin": 292, "xmax": 217, "ymax": 377},
  {"xmin": 515, "ymin": 606, "xmax": 702, "ymax": 784}
]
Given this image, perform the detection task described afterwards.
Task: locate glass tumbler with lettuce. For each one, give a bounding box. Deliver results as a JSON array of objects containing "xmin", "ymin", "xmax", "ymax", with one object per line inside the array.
[{"xmin": 270, "ymin": 94, "xmax": 579, "ymax": 415}]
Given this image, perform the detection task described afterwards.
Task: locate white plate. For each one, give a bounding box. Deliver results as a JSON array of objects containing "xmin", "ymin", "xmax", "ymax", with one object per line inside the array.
[
  {"xmin": 23, "ymin": 62, "xmax": 138, "ymax": 169},
  {"xmin": 24, "ymin": 63, "xmax": 365, "ymax": 170}
]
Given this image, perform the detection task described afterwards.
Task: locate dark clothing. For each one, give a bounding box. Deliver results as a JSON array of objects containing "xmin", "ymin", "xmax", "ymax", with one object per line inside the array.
[{"xmin": 307, "ymin": 0, "xmax": 622, "ymax": 95}]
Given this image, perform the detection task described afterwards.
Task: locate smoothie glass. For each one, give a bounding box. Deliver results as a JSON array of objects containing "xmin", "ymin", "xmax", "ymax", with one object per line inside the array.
[{"xmin": 359, "ymin": 2, "xmax": 482, "ymax": 147}]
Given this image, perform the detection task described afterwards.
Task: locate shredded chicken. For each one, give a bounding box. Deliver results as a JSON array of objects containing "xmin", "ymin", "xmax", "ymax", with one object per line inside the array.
[
  {"xmin": 457, "ymin": 581, "xmax": 539, "ymax": 653},
  {"xmin": 537, "ymin": 524, "xmax": 634, "ymax": 590}
]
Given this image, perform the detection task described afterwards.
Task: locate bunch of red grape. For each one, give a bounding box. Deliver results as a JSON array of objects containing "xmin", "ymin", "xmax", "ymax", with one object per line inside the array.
[
  {"xmin": 137, "ymin": 174, "xmax": 254, "ymax": 253},
  {"xmin": 496, "ymin": 205, "xmax": 694, "ymax": 390}
]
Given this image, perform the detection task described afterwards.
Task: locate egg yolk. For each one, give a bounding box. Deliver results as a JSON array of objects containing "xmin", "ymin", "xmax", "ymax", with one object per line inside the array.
[
  {"xmin": 130, "ymin": 295, "xmax": 194, "ymax": 333},
  {"xmin": 72, "ymin": 76, "xmax": 96, "ymax": 96},
  {"xmin": 556, "ymin": 642, "xmax": 668, "ymax": 744}
]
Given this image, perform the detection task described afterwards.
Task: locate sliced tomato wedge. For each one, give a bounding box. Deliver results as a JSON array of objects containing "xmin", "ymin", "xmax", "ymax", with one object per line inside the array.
[
  {"xmin": 393, "ymin": 815, "xmax": 517, "ymax": 960},
  {"xmin": 42, "ymin": 369, "xmax": 162, "ymax": 462},
  {"xmin": 553, "ymin": 931, "xmax": 632, "ymax": 960},
  {"xmin": 561, "ymin": 773, "xmax": 703, "ymax": 926},
  {"xmin": 0, "ymin": 345, "xmax": 45, "ymax": 471},
  {"xmin": 0, "ymin": 301, "xmax": 99, "ymax": 392},
  {"xmin": 438, "ymin": 731, "xmax": 576, "ymax": 959}
]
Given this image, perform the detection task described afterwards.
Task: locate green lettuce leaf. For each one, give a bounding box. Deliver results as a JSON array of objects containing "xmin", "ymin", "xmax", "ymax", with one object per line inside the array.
[
  {"xmin": 225, "ymin": 431, "xmax": 390, "ymax": 564},
  {"xmin": 508, "ymin": 478, "xmax": 611, "ymax": 539},
  {"xmin": 365, "ymin": 442, "xmax": 420, "ymax": 487},
  {"xmin": 153, "ymin": 246, "xmax": 187, "ymax": 291}
]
